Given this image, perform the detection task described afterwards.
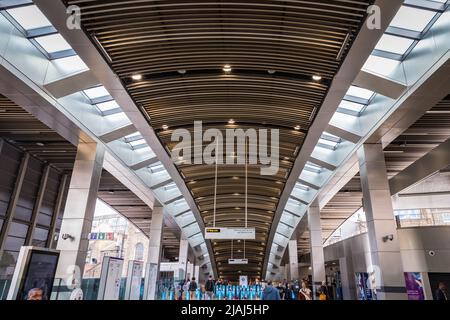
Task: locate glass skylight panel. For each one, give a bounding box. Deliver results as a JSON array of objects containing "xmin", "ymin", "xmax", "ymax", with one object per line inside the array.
[
  {"xmin": 390, "ymin": 6, "xmax": 436, "ymax": 32},
  {"xmin": 346, "ymin": 86, "xmax": 375, "ymax": 100},
  {"xmin": 96, "ymin": 100, "xmax": 120, "ymax": 112},
  {"xmin": 164, "ymin": 183, "xmax": 177, "ymax": 191},
  {"xmin": 149, "ymin": 163, "xmax": 165, "ymax": 174},
  {"xmin": 6, "ymin": 5, "xmax": 52, "ymax": 31},
  {"xmin": 304, "ymin": 162, "xmax": 322, "ymax": 173},
  {"xmin": 318, "ymin": 138, "xmax": 338, "ymax": 149},
  {"xmin": 295, "ymin": 183, "xmax": 310, "ymax": 191},
  {"xmin": 339, "ymin": 100, "xmax": 365, "ymax": 113},
  {"xmin": 34, "ymin": 34, "xmax": 72, "ymax": 54},
  {"xmin": 52, "ymin": 55, "xmax": 88, "ymax": 74},
  {"xmin": 129, "ymin": 138, "xmax": 146, "ymax": 148},
  {"xmin": 124, "ymin": 132, "xmax": 141, "ymax": 140},
  {"xmin": 83, "ymin": 86, "xmax": 110, "ymax": 100},
  {"xmin": 375, "ymin": 34, "xmax": 415, "ymax": 55}
]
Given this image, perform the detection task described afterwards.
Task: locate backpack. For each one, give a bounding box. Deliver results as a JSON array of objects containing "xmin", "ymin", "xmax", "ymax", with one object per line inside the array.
[
  {"xmin": 206, "ymin": 280, "xmax": 214, "ymax": 291},
  {"xmin": 189, "ymin": 281, "xmax": 197, "ymax": 291}
]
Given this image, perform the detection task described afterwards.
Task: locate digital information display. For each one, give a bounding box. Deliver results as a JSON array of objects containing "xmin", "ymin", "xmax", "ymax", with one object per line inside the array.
[{"xmin": 205, "ymin": 227, "xmax": 255, "ymax": 240}]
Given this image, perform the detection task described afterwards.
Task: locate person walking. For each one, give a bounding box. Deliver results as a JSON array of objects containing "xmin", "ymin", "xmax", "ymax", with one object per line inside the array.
[
  {"xmin": 299, "ymin": 281, "xmax": 312, "ymax": 300},
  {"xmin": 189, "ymin": 277, "xmax": 198, "ymax": 300},
  {"xmin": 318, "ymin": 280, "xmax": 329, "ymax": 300},
  {"xmin": 262, "ymin": 281, "xmax": 281, "ymax": 300},
  {"xmin": 435, "ymin": 282, "xmax": 448, "ymax": 300},
  {"xmin": 205, "ymin": 275, "xmax": 215, "ymax": 300}
]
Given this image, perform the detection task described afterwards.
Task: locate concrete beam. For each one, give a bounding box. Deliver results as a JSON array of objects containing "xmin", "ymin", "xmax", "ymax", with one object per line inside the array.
[
  {"xmin": 389, "ymin": 137, "xmax": 450, "ymax": 195},
  {"xmin": 44, "ymin": 70, "xmax": 99, "ymax": 99},
  {"xmin": 354, "ymin": 70, "xmax": 407, "ymax": 100}
]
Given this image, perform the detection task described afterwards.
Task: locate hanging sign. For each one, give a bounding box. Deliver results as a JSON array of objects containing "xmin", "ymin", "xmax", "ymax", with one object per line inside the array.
[
  {"xmin": 228, "ymin": 259, "xmax": 249, "ymax": 265},
  {"xmin": 205, "ymin": 227, "xmax": 255, "ymax": 240}
]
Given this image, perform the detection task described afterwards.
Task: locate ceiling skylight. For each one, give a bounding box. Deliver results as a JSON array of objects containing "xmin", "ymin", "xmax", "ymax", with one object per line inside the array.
[
  {"xmin": 124, "ymin": 132, "xmax": 141, "ymax": 140},
  {"xmin": 304, "ymin": 162, "xmax": 323, "ymax": 174},
  {"xmin": 346, "ymin": 86, "xmax": 375, "ymax": 100},
  {"xmin": 375, "ymin": 34, "xmax": 415, "ymax": 55},
  {"xmin": 96, "ymin": 100, "xmax": 120, "ymax": 112},
  {"xmin": 83, "ymin": 86, "xmax": 110, "ymax": 100},
  {"xmin": 129, "ymin": 138, "xmax": 147, "ymax": 148},
  {"xmin": 149, "ymin": 163, "xmax": 165, "ymax": 174},
  {"xmin": 6, "ymin": 5, "xmax": 51, "ymax": 31},
  {"xmin": 35, "ymin": 34, "xmax": 72, "ymax": 54},
  {"xmin": 338, "ymin": 100, "xmax": 365, "ymax": 113},
  {"xmin": 390, "ymin": 6, "xmax": 436, "ymax": 32}
]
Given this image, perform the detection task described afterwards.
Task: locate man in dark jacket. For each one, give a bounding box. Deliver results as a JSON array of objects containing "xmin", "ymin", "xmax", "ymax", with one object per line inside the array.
[
  {"xmin": 205, "ymin": 275, "xmax": 215, "ymax": 300},
  {"xmin": 262, "ymin": 281, "xmax": 281, "ymax": 300},
  {"xmin": 435, "ymin": 282, "xmax": 448, "ymax": 300}
]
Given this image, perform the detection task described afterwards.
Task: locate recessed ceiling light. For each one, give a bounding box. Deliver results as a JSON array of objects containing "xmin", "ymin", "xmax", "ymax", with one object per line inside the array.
[
  {"xmin": 178, "ymin": 69, "xmax": 186, "ymax": 75},
  {"xmin": 235, "ymin": 207, "xmax": 240, "ymax": 210},
  {"xmin": 294, "ymin": 125, "xmax": 301, "ymax": 131},
  {"xmin": 36, "ymin": 142, "xmax": 45, "ymax": 147},
  {"xmin": 232, "ymin": 176, "xmax": 240, "ymax": 180},
  {"xmin": 162, "ymin": 124, "xmax": 169, "ymax": 130},
  {"xmin": 268, "ymin": 69, "xmax": 276, "ymax": 74},
  {"xmin": 312, "ymin": 75, "xmax": 322, "ymax": 81},
  {"xmin": 223, "ymin": 64, "xmax": 232, "ymax": 72},
  {"xmin": 228, "ymin": 119, "xmax": 236, "ymax": 125},
  {"xmin": 131, "ymin": 74, "xmax": 142, "ymax": 81},
  {"xmin": 233, "ymin": 193, "xmax": 240, "ymax": 196}
]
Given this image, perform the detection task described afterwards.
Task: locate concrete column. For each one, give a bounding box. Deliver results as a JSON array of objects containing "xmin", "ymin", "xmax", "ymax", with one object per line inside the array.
[
  {"xmin": 288, "ymin": 240, "xmax": 299, "ymax": 281},
  {"xmin": 178, "ymin": 238, "xmax": 189, "ymax": 280},
  {"xmin": 308, "ymin": 201, "xmax": 326, "ymax": 297},
  {"xmin": 187, "ymin": 261, "xmax": 194, "ymax": 280},
  {"xmin": 357, "ymin": 144, "xmax": 406, "ymax": 300},
  {"xmin": 339, "ymin": 257, "xmax": 356, "ymax": 300},
  {"xmin": 55, "ymin": 141, "xmax": 104, "ymax": 283},
  {"xmin": 285, "ymin": 263, "xmax": 290, "ymax": 281},
  {"xmin": 144, "ymin": 206, "xmax": 164, "ymax": 300},
  {"xmin": 194, "ymin": 264, "xmax": 200, "ymax": 282}
]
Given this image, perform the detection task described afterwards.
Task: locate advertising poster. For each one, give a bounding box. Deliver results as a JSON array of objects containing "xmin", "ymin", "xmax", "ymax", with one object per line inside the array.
[
  {"xmin": 17, "ymin": 250, "xmax": 59, "ymax": 300},
  {"xmin": 239, "ymin": 275, "xmax": 248, "ymax": 287},
  {"xmin": 404, "ymin": 272, "xmax": 425, "ymax": 300},
  {"xmin": 125, "ymin": 261, "xmax": 143, "ymax": 300},
  {"xmin": 98, "ymin": 256, "xmax": 124, "ymax": 300},
  {"xmin": 355, "ymin": 272, "xmax": 373, "ymax": 300}
]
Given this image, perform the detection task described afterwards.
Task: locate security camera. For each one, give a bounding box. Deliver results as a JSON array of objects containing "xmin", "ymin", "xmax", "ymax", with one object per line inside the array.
[
  {"xmin": 428, "ymin": 250, "xmax": 436, "ymax": 257},
  {"xmin": 382, "ymin": 234, "xmax": 394, "ymax": 242},
  {"xmin": 61, "ymin": 233, "xmax": 75, "ymax": 241}
]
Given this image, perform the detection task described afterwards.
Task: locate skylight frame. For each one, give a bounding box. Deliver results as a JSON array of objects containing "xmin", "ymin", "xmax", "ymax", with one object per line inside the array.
[
  {"xmin": 32, "ymin": 33, "xmax": 76, "ymax": 59},
  {"xmin": 5, "ymin": 4, "xmax": 52, "ymax": 31},
  {"xmin": 388, "ymin": 5, "xmax": 437, "ymax": 33},
  {"xmin": 149, "ymin": 163, "xmax": 165, "ymax": 174},
  {"xmin": 304, "ymin": 162, "xmax": 323, "ymax": 174}
]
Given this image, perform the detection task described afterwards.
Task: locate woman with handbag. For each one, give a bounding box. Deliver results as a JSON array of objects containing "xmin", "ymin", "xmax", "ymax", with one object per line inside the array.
[{"xmin": 299, "ymin": 281, "xmax": 312, "ymax": 300}]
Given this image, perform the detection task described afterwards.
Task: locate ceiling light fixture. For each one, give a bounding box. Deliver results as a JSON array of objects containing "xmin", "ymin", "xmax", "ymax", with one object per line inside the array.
[
  {"xmin": 312, "ymin": 75, "xmax": 322, "ymax": 81},
  {"xmin": 162, "ymin": 124, "xmax": 169, "ymax": 130},
  {"xmin": 131, "ymin": 74, "xmax": 142, "ymax": 81},
  {"xmin": 294, "ymin": 125, "xmax": 301, "ymax": 131},
  {"xmin": 36, "ymin": 142, "xmax": 45, "ymax": 147},
  {"xmin": 228, "ymin": 119, "xmax": 236, "ymax": 125},
  {"xmin": 223, "ymin": 64, "xmax": 232, "ymax": 73}
]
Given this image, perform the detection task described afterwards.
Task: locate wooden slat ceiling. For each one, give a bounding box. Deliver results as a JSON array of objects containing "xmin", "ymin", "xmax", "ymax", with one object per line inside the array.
[
  {"xmin": 65, "ymin": 0, "xmax": 372, "ymax": 279},
  {"xmin": 0, "ymin": 94, "xmax": 179, "ymax": 259},
  {"xmin": 0, "ymin": 94, "xmax": 77, "ymax": 172}
]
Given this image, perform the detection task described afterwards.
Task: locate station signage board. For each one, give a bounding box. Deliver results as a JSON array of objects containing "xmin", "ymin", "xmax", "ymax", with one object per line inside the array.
[
  {"xmin": 205, "ymin": 227, "xmax": 255, "ymax": 240},
  {"xmin": 228, "ymin": 259, "xmax": 249, "ymax": 265}
]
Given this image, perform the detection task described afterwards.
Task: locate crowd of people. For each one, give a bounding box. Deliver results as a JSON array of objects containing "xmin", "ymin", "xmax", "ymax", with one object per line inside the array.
[{"xmin": 174, "ymin": 276, "xmax": 331, "ymax": 301}]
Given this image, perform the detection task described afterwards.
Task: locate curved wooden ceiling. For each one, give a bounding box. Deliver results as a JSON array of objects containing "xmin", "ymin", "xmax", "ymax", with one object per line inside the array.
[{"xmin": 65, "ymin": 0, "xmax": 372, "ymax": 279}]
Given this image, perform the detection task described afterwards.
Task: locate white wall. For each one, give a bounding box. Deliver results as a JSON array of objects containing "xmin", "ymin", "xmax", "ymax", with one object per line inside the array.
[{"xmin": 323, "ymin": 226, "xmax": 450, "ymax": 300}]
